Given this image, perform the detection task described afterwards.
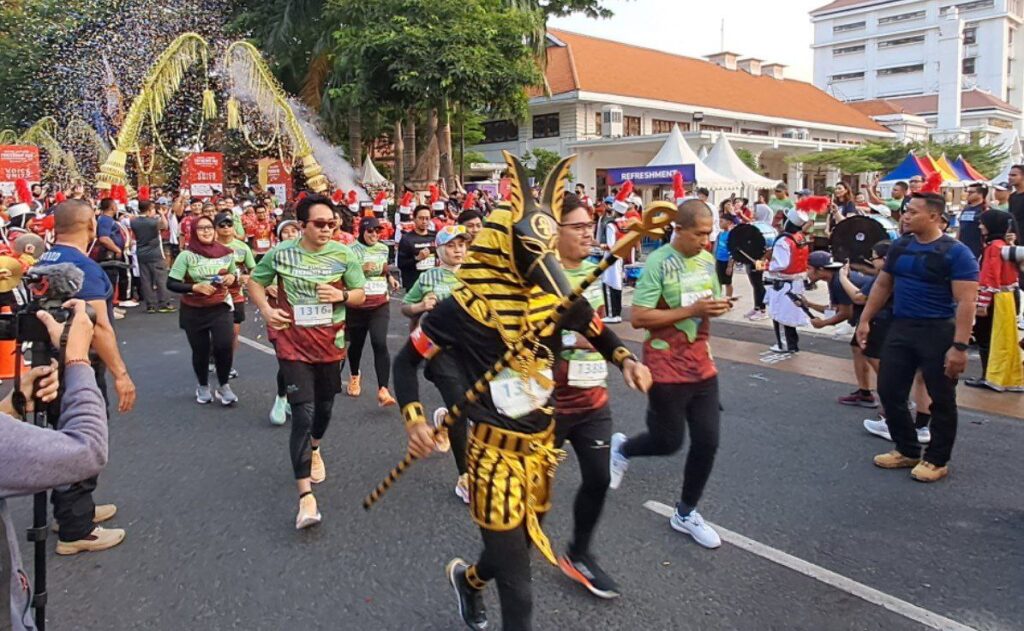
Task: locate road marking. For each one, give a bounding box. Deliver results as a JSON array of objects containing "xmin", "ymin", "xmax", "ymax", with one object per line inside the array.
[
  {"xmin": 238, "ymin": 335, "xmax": 276, "ymax": 356},
  {"xmin": 642, "ymin": 500, "xmax": 977, "ymax": 631}
]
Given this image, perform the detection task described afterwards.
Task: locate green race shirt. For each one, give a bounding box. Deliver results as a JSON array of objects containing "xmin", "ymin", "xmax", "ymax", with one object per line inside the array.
[
  {"xmin": 351, "ymin": 241, "xmax": 391, "ymax": 309},
  {"xmin": 403, "ymin": 266, "xmax": 460, "ymax": 305},
  {"xmin": 168, "ymin": 250, "xmax": 237, "ymax": 308},
  {"xmin": 632, "ymin": 244, "xmax": 719, "ymax": 384},
  {"xmin": 225, "ymin": 239, "xmax": 256, "ymax": 302},
  {"xmin": 553, "ymin": 260, "xmax": 609, "ymax": 413},
  {"xmin": 250, "ymin": 239, "xmax": 366, "ymax": 363}
]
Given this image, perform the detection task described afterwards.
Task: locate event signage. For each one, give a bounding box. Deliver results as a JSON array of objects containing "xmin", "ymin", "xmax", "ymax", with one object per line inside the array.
[
  {"xmin": 257, "ymin": 158, "xmax": 291, "ymax": 206},
  {"xmin": 606, "ymin": 164, "xmax": 696, "ymax": 186},
  {"xmin": 0, "ymin": 145, "xmax": 41, "ymax": 197},
  {"xmin": 181, "ymin": 152, "xmax": 224, "ymax": 198}
]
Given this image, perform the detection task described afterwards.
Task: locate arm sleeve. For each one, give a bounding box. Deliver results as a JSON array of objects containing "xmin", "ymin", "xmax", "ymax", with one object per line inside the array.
[
  {"xmin": 0, "ymin": 365, "xmax": 107, "ymax": 498},
  {"xmin": 393, "ymin": 340, "xmax": 426, "ymax": 412},
  {"xmin": 249, "ymin": 249, "xmax": 278, "ymax": 287},
  {"xmin": 167, "ymin": 278, "xmax": 193, "ymax": 294}
]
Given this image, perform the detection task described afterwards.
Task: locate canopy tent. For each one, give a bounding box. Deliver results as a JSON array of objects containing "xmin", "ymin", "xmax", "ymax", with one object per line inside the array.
[
  {"xmin": 881, "ymin": 152, "xmax": 937, "ymax": 182},
  {"xmin": 952, "ymin": 155, "xmax": 988, "ymax": 181},
  {"xmin": 360, "ymin": 155, "xmax": 389, "ymax": 187},
  {"xmin": 703, "ymin": 132, "xmax": 779, "ymax": 188},
  {"xmin": 697, "ymin": 144, "xmax": 709, "ymax": 161},
  {"xmin": 647, "ymin": 125, "xmax": 734, "ymax": 190},
  {"xmin": 931, "ymin": 154, "xmax": 967, "ymax": 185},
  {"xmin": 988, "ymin": 131, "xmax": 1023, "ymax": 184}
]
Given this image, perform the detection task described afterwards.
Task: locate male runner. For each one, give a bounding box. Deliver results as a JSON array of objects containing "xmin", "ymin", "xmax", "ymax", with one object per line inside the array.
[
  {"xmin": 247, "ymin": 194, "xmax": 365, "ymax": 528},
  {"xmin": 610, "ymin": 199, "xmax": 730, "ymax": 549}
]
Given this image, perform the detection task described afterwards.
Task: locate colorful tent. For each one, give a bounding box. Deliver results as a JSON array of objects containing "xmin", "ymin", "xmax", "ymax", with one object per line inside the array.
[
  {"xmin": 953, "ymin": 155, "xmax": 988, "ymax": 181},
  {"xmin": 929, "ymin": 154, "xmax": 965, "ymax": 185},
  {"xmin": 880, "ymin": 152, "xmax": 930, "ymax": 182}
]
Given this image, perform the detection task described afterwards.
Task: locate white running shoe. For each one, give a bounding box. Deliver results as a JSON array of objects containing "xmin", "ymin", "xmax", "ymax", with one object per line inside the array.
[
  {"xmin": 270, "ymin": 396, "xmax": 288, "ymax": 425},
  {"xmin": 609, "ymin": 433, "xmax": 629, "ymax": 490},
  {"xmin": 769, "ymin": 344, "xmax": 795, "ymax": 354},
  {"xmin": 216, "ymin": 384, "xmax": 238, "ymax": 406},
  {"xmin": 119, "ymin": 300, "xmax": 139, "ymax": 308},
  {"xmin": 862, "ymin": 418, "xmax": 891, "ymax": 441},
  {"xmin": 916, "ymin": 426, "xmax": 932, "ymax": 444},
  {"xmin": 195, "ymin": 385, "xmax": 212, "ymax": 405},
  {"xmin": 670, "ymin": 509, "xmax": 721, "ymax": 549},
  {"xmin": 455, "ymin": 474, "xmax": 470, "ymax": 504},
  {"xmin": 601, "ymin": 315, "xmax": 622, "ymax": 324}
]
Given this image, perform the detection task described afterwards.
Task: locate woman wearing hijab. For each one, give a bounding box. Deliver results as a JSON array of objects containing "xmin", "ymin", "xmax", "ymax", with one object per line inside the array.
[
  {"xmin": 167, "ymin": 215, "xmax": 239, "ymax": 406},
  {"xmin": 965, "ymin": 211, "xmax": 1023, "ymax": 391}
]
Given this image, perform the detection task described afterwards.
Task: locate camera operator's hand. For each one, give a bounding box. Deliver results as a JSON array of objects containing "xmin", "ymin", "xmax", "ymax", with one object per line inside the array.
[
  {"xmin": 37, "ymin": 299, "xmax": 94, "ymax": 363},
  {"xmin": 0, "ymin": 360, "xmax": 59, "ymax": 417}
]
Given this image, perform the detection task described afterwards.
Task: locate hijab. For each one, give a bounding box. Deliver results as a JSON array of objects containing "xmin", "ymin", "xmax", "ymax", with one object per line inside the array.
[
  {"xmin": 753, "ymin": 203, "xmax": 773, "ymax": 224},
  {"xmin": 980, "ymin": 210, "xmax": 1012, "ymax": 243},
  {"xmin": 186, "ymin": 217, "xmax": 233, "ymax": 259}
]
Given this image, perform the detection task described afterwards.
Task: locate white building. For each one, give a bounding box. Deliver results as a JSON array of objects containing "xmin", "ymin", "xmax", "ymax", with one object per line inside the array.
[
  {"xmin": 469, "ymin": 30, "xmax": 894, "ymax": 199},
  {"xmin": 811, "ymin": 0, "xmax": 1024, "ymax": 136}
]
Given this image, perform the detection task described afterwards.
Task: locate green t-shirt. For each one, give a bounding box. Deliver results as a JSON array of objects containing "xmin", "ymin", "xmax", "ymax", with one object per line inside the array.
[
  {"xmin": 561, "ymin": 261, "xmax": 605, "ymax": 363},
  {"xmin": 403, "ymin": 266, "xmax": 460, "ymax": 305},
  {"xmin": 768, "ymin": 197, "xmax": 794, "ymax": 214},
  {"xmin": 228, "ymin": 239, "xmax": 257, "ymax": 271},
  {"xmin": 352, "ymin": 241, "xmax": 391, "ymax": 308},
  {"xmin": 168, "ymin": 250, "xmax": 237, "ymax": 308},
  {"xmin": 885, "ymin": 198, "xmax": 903, "ymax": 213},
  {"xmin": 250, "ymin": 239, "xmax": 366, "ymax": 362}
]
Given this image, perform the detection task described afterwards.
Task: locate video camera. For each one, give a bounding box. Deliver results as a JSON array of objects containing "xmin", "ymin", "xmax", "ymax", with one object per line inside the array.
[
  {"xmin": 1002, "ymin": 246, "xmax": 1024, "ymax": 269},
  {"xmin": 0, "ymin": 262, "xmax": 84, "ymax": 345}
]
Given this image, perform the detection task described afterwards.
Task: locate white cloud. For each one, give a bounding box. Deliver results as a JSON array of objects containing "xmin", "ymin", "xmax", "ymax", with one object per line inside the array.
[{"xmin": 549, "ymin": 0, "xmax": 824, "ymax": 82}]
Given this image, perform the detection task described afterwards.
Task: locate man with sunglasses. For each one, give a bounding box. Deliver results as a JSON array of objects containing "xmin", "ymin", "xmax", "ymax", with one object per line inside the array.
[
  {"xmin": 247, "ymin": 194, "xmax": 366, "ymax": 529},
  {"xmin": 215, "ymin": 212, "xmax": 257, "ymax": 378},
  {"xmin": 396, "ymin": 204, "xmax": 437, "ymax": 292}
]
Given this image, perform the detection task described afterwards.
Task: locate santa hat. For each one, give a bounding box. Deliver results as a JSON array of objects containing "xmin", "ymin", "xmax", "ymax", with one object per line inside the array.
[
  {"xmin": 331, "ymin": 189, "xmax": 345, "ymax": 205},
  {"xmin": 398, "ymin": 191, "xmax": 414, "ymax": 216},
  {"xmin": 462, "ymin": 191, "xmax": 477, "ymax": 211},
  {"xmin": 672, "ymin": 172, "xmax": 686, "ymax": 206},
  {"xmin": 138, "ymin": 186, "xmax": 151, "ymax": 202},
  {"xmin": 612, "ymin": 181, "xmax": 634, "ymax": 214},
  {"xmin": 919, "ymin": 172, "xmax": 944, "ymax": 195},
  {"xmin": 372, "ymin": 191, "xmax": 387, "ymax": 214},
  {"xmin": 346, "ymin": 190, "xmax": 359, "ymax": 211},
  {"xmin": 429, "ymin": 184, "xmax": 445, "ymax": 212},
  {"xmin": 795, "ymin": 195, "xmax": 831, "ymax": 215},
  {"xmin": 785, "ymin": 208, "xmax": 810, "ymax": 227}
]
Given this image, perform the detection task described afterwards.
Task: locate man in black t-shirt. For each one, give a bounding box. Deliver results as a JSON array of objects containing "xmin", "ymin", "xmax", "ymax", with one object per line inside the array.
[{"xmin": 396, "ymin": 205, "xmax": 436, "ymax": 291}]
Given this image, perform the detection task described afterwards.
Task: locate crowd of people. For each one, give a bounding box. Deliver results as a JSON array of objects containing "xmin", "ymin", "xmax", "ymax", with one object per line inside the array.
[{"xmin": 1, "ymin": 155, "xmax": 1022, "ymax": 630}]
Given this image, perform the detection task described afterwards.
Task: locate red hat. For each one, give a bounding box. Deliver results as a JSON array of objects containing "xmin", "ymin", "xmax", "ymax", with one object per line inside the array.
[
  {"xmin": 672, "ymin": 171, "xmax": 686, "ymax": 206},
  {"xmin": 331, "ymin": 189, "xmax": 345, "ymax": 204},
  {"xmin": 429, "ymin": 184, "xmax": 444, "ymax": 211},
  {"xmin": 462, "ymin": 191, "xmax": 477, "ymax": 211},
  {"xmin": 398, "ymin": 191, "xmax": 414, "ymax": 215},
  {"xmin": 54, "ymin": 191, "xmax": 67, "ymax": 203},
  {"xmin": 138, "ymin": 186, "xmax": 151, "ymax": 202},
  {"xmin": 372, "ymin": 191, "xmax": 387, "ymax": 213},
  {"xmin": 613, "ymin": 181, "xmax": 633, "ymax": 213},
  {"xmin": 346, "ymin": 190, "xmax": 359, "ymax": 210}
]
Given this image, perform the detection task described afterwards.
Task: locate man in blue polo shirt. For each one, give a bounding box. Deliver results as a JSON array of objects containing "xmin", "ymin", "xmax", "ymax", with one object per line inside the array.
[{"xmin": 856, "ymin": 192, "xmax": 978, "ymax": 483}]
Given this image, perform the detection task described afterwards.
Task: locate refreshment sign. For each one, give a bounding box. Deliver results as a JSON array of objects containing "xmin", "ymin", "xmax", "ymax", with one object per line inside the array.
[{"xmin": 606, "ymin": 164, "xmax": 696, "ymax": 186}]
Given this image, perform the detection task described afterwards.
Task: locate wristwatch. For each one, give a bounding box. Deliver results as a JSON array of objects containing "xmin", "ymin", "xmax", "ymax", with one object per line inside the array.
[
  {"xmin": 952, "ymin": 342, "xmax": 969, "ymax": 352},
  {"xmin": 341, "ymin": 289, "xmax": 350, "ymax": 305}
]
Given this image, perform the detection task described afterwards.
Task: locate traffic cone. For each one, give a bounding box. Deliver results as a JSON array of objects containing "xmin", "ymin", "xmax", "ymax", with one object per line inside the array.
[{"xmin": 0, "ymin": 307, "xmax": 16, "ymax": 379}]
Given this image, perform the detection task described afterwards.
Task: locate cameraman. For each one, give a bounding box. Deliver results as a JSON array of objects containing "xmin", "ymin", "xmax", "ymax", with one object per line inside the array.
[
  {"xmin": 35, "ymin": 200, "xmax": 135, "ymax": 555},
  {"xmin": 1, "ymin": 301, "xmax": 107, "ymax": 631}
]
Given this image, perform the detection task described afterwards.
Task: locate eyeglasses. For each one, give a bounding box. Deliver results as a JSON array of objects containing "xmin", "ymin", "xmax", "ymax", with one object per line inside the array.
[
  {"xmin": 217, "ymin": 222, "xmax": 234, "ymax": 228},
  {"xmin": 308, "ymin": 219, "xmax": 339, "ymax": 230},
  {"xmin": 559, "ymin": 221, "xmax": 595, "ymax": 232},
  {"xmin": 196, "ymin": 225, "xmax": 215, "ymax": 232}
]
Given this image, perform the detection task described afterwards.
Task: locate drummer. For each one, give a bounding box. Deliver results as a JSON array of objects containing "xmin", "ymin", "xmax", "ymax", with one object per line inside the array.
[{"xmin": 765, "ymin": 208, "xmax": 812, "ymax": 353}]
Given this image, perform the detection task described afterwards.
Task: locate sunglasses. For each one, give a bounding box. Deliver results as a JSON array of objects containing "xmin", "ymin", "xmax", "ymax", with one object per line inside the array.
[
  {"xmin": 308, "ymin": 219, "xmax": 339, "ymax": 230},
  {"xmin": 217, "ymin": 222, "xmax": 234, "ymax": 228},
  {"xmin": 363, "ymin": 227, "xmax": 381, "ymax": 233}
]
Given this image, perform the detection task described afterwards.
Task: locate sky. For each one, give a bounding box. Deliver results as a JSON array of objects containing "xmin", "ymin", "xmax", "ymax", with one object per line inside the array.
[{"xmin": 549, "ymin": 0, "xmax": 826, "ymax": 83}]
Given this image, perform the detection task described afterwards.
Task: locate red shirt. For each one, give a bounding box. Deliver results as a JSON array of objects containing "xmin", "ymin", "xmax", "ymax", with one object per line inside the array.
[
  {"xmin": 978, "ymin": 238, "xmax": 1018, "ymax": 308},
  {"xmin": 249, "ymin": 219, "xmax": 276, "ymax": 254}
]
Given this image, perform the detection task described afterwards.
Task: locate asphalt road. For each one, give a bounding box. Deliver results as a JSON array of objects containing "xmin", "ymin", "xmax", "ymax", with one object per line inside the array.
[{"xmin": 8, "ymin": 299, "xmax": 1023, "ymax": 630}]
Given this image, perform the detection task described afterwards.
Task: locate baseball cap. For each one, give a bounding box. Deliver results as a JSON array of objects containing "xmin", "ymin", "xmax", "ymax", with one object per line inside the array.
[
  {"xmin": 436, "ymin": 224, "xmax": 469, "ymax": 247},
  {"xmin": 359, "ymin": 216, "xmax": 381, "ymax": 233},
  {"xmin": 993, "ymin": 181, "xmax": 1010, "ymax": 192},
  {"xmin": 795, "ymin": 188, "xmax": 812, "ymax": 197},
  {"xmin": 214, "ymin": 211, "xmax": 234, "ymax": 227},
  {"xmin": 808, "ymin": 250, "xmax": 843, "ymax": 269}
]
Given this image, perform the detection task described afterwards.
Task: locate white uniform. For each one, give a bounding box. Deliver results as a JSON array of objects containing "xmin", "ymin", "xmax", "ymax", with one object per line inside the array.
[
  {"xmin": 601, "ymin": 221, "xmax": 624, "ymax": 291},
  {"xmin": 764, "ymin": 234, "xmax": 810, "ymax": 328}
]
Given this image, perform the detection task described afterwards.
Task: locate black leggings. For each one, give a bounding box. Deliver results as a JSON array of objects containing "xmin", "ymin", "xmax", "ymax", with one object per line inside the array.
[
  {"xmin": 622, "ymin": 378, "xmax": 720, "ymax": 512},
  {"xmin": 276, "ymin": 370, "xmax": 287, "ymax": 397},
  {"xmin": 602, "ymin": 284, "xmax": 622, "ymax": 318},
  {"xmin": 748, "ymin": 270, "xmax": 766, "ymax": 310},
  {"xmin": 773, "ymin": 320, "xmax": 800, "ymax": 352},
  {"xmin": 347, "ymin": 303, "xmax": 391, "ymax": 387},
  {"xmin": 181, "ymin": 305, "xmax": 234, "ymax": 386},
  {"xmin": 426, "ymin": 354, "xmax": 471, "ymax": 475},
  {"xmin": 290, "ymin": 399, "xmax": 335, "ymax": 479},
  {"xmin": 473, "ymin": 526, "xmax": 534, "ymax": 631},
  {"xmin": 556, "ymin": 406, "xmax": 612, "ymax": 556},
  {"xmin": 974, "ymin": 312, "xmax": 993, "ymax": 376}
]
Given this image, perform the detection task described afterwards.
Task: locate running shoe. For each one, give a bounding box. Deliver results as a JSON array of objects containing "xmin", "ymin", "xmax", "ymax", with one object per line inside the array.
[
  {"xmin": 295, "ymin": 494, "xmax": 321, "ymax": 530},
  {"xmin": 601, "ymin": 315, "xmax": 623, "ymax": 324},
  {"xmin": 158, "ymin": 305, "xmax": 177, "ymax": 313},
  {"xmin": 558, "ymin": 551, "xmax": 620, "ymax": 599},
  {"xmin": 146, "ymin": 306, "xmax": 157, "ymax": 314},
  {"xmin": 670, "ymin": 508, "xmax": 721, "ymax": 549},
  {"xmin": 873, "ymin": 450, "xmax": 920, "ymax": 469},
  {"xmin": 120, "ymin": 300, "xmax": 139, "ymax": 308},
  {"xmin": 608, "ymin": 432, "xmax": 629, "ymax": 490},
  {"xmin": 964, "ymin": 377, "xmax": 1005, "ymax": 392},
  {"xmin": 863, "ymin": 418, "xmax": 891, "ymax": 441},
  {"xmin": 270, "ymin": 396, "xmax": 288, "ymax": 426},
  {"xmin": 113, "ymin": 310, "xmax": 125, "ymax": 320},
  {"xmin": 433, "ymin": 407, "xmax": 451, "ymax": 453},
  {"xmin": 195, "ymin": 385, "xmax": 212, "ymax": 405},
  {"xmin": 216, "ymin": 384, "xmax": 238, "ymax": 407},
  {"xmin": 749, "ymin": 310, "xmax": 770, "ymax": 321},
  {"xmin": 916, "ymin": 426, "xmax": 932, "ymax": 444},
  {"xmin": 1018, "ymin": 315, "xmax": 1024, "ymax": 331},
  {"xmin": 743, "ymin": 308, "xmax": 758, "ymax": 319},
  {"xmin": 455, "ymin": 474, "xmax": 470, "ymax": 504},
  {"xmin": 347, "ymin": 374, "xmax": 361, "ymax": 397},
  {"xmin": 446, "ymin": 558, "xmax": 488, "ymax": 630},
  {"xmin": 837, "ymin": 390, "xmax": 878, "ymax": 408},
  {"xmin": 378, "ymin": 387, "xmax": 396, "ymax": 407},
  {"xmin": 768, "ymin": 344, "xmax": 795, "ymax": 354},
  {"xmin": 229, "ymin": 368, "xmax": 239, "ymax": 380},
  {"xmin": 310, "ymin": 448, "xmax": 326, "ymax": 484}
]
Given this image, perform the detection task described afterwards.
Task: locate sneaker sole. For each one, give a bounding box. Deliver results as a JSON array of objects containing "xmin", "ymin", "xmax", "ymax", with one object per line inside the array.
[
  {"xmin": 839, "ymin": 399, "xmax": 878, "ymax": 408},
  {"xmin": 295, "ymin": 513, "xmax": 322, "ymax": 530},
  {"xmin": 669, "ymin": 519, "xmax": 722, "ymax": 549},
  {"xmin": 557, "ymin": 556, "xmax": 620, "ymax": 600},
  {"xmin": 446, "ymin": 559, "xmax": 487, "ymax": 631},
  {"xmin": 911, "ymin": 469, "xmax": 948, "ymax": 483},
  {"xmin": 55, "ymin": 533, "xmax": 126, "ymax": 556},
  {"xmin": 215, "ymin": 393, "xmax": 237, "ymax": 407}
]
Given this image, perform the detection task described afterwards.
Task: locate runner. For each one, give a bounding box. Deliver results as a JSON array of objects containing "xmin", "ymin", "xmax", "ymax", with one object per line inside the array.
[
  {"xmin": 609, "ymin": 199, "xmax": 730, "ymax": 549},
  {"xmin": 346, "ymin": 216, "xmax": 400, "ymax": 406},
  {"xmin": 247, "ymin": 203, "xmax": 277, "ymax": 259},
  {"xmin": 267, "ymin": 219, "xmax": 301, "ymax": 426},
  {"xmin": 396, "ymin": 205, "xmax": 436, "ymax": 291},
  {"xmin": 166, "ymin": 216, "xmax": 239, "ymax": 406},
  {"xmin": 247, "ymin": 194, "xmax": 366, "ymax": 528},
  {"xmin": 554, "ymin": 197, "xmax": 652, "ymax": 599},
  {"xmin": 215, "ymin": 211, "xmax": 256, "ymax": 379}
]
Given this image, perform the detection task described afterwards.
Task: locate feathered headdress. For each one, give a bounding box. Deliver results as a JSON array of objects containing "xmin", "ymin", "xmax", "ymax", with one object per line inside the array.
[
  {"xmin": 919, "ymin": 171, "xmax": 944, "ymax": 195},
  {"xmin": 796, "ymin": 195, "xmax": 831, "ymax": 215},
  {"xmin": 672, "ymin": 171, "xmax": 686, "ymax": 205},
  {"xmin": 398, "ymin": 191, "xmax": 414, "ymax": 215},
  {"xmin": 138, "ymin": 186, "xmax": 151, "ymax": 202},
  {"xmin": 372, "ymin": 191, "xmax": 387, "ymax": 213},
  {"xmin": 462, "ymin": 191, "xmax": 477, "ymax": 211},
  {"xmin": 14, "ymin": 179, "xmax": 32, "ymax": 205},
  {"xmin": 54, "ymin": 191, "xmax": 67, "ymax": 203},
  {"xmin": 613, "ymin": 181, "xmax": 634, "ymax": 214},
  {"xmin": 429, "ymin": 184, "xmax": 444, "ymax": 211}
]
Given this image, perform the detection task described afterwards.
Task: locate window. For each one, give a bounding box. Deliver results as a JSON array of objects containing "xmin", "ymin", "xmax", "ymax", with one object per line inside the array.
[
  {"xmin": 941, "ymin": 0, "xmax": 994, "ymax": 15},
  {"xmin": 531, "ymin": 113, "xmax": 560, "ymax": 139},
  {"xmin": 623, "ymin": 115, "xmax": 641, "ymax": 137},
  {"xmin": 700, "ymin": 123, "xmax": 733, "ymax": 133},
  {"xmin": 740, "ymin": 128, "xmax": 770, "ymax": 136},
  {"xmin": 964, "ymin": 27, "xmax": 977, "ymax": 45},
  {"xmin": 833, "ymin": 44, "xmax": 865, "ymax": 56},
  {"xmin": 481, "ymin": 119, "xmax": 519, "ymax": 144},
  {"xmin": 878, "ymin": 35, "xmax": 926, "ymax": 48},
  {"xmin": 594, "ymin": 112, "xmax": 602, "ymax": 136},
  {"xmin": 652, "ymin": 119, "xmax": 688, "ymax": 134},
  {"xmin": 963, "ymin": 57, "xmax": 977, "ymax": 74},
  {"xmin": 1009, "ymin": 27, "xmax": 1015, "ymax": 46},
  {"xmin": 834, "ymin": 21, "xmax": 866, "ymax": 33},
  {"xmin": 878, "ymin": 10, "xmax": 926, "ymax": 24},
  {"xmin": 831, "ymin": 71, "xmax": 865, "ymax": 81},
  {"xmin": 877, "ymin": 64, "xmax": 925, "ymax": 76}
]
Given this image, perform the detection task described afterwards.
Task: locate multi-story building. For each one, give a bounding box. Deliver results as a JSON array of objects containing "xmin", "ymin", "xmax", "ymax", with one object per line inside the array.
[
  {"xmin": 811, "ymin": 0, "xmax": 1024, "ymax": 135},
  {"xmin": 468, "ymin": 29, "xmax": 893, "ymax": 198}
]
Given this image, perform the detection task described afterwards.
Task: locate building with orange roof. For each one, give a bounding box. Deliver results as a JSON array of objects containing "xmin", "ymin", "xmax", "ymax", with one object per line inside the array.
[{"xmin": 468, "ymin": 30, "xmax": 894, "ymax": 199}]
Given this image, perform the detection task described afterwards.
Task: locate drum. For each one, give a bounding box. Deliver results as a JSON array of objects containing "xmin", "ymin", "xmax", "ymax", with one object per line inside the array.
[
  {"xmin": 829, "ymin": 215, "xmax": 889, "ymax": 264},
  {"xmin": 868, "ymin": 214, "xmax": 899, "ymax": 240},
  {"xmin": 625, "ymin": 264, "xmax": 644, "ymax": 282},
  {"xmin": 727, "ymin": 222, "xmax": 777, "ymax": 264}
]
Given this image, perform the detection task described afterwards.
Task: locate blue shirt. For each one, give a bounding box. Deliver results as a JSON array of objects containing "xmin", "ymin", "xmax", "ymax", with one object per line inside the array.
[
  {"xmin": 956, "ymin": 205, "xmax": 985, "ymax": 258},
  {"xmin": 714, "ymin": 231, "xmax": 731, "ymax": 262},
  {"xmin": 860, "ymin": 275, "xmax": 892, "ymax": 322},
  {"xmin": 96, "ymin": 214, "xmax": 125, "ymax": 250},
  {"xmin": 36, "ymin": 244, "xmax": 113, "ymax": 313},
  {"xmin": 884, "ymin": 236, "xmax": 979, "ymax": 319}
]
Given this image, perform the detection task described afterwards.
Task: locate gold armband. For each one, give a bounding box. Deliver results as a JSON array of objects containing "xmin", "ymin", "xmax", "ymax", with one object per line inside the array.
[
  {"xmin": 402, "ymin": 402, "xmax": 428, "ymax": 427},
  {"xmin": 611, "ymin": 347, "xmax": 637, "ymax": 368}
]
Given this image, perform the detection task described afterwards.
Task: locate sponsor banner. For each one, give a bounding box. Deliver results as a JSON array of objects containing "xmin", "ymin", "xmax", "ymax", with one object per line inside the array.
[
  {"xmin": 181, "ymin": 152, "xmax": 224, "ymax": 198},
  {"xmin": 0, "ymin": 145, "xmax": 41, "ymax": 197},
  {"xmin": 257, "ymin": 158, "xmax": 291, "ymax": 207}
]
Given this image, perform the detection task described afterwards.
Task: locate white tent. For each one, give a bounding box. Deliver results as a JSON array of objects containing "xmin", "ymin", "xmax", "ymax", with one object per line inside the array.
[
  {"xmin": 697, "ymin": 144, "xmax": 709, "ymax": 161},
  {"xmin": 703, "ymin": 133, "xmax": 779, "ymax": 189},
  {"xmin": 647, "ymin": 125, "xmax": 734, "ymax": 190},
  {"xmin": 361, "ymin": 155, "xmax": 389, "ymax": 187},
  {"xmin": 989, "ymin": 131, "xmax": 1023, "ymax": 184}
]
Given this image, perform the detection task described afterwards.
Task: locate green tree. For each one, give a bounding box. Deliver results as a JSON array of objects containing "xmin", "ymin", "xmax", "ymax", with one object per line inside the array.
[
  {"xmin": 735, "ymin": 148, "xmax": 760, "ymax": 173},
  {"xmin": 792, "ymin": 139, "xmax": 1007, "ymax": 179},
  {"xmin": 521, "ymin": 148, "xmax": 562, "ymax": 183}
]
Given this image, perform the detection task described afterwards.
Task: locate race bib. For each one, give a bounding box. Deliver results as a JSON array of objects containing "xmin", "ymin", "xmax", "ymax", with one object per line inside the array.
[
  {"xmin": 256, "ymin": 238, "xmax": 271, "ymax": 250},
  {"xmin": 365, "ymin": 278, "xmax": 388, "ymax": 296},
  {"xmin": 416, "ymin": 255, "xmax": 436, "ymax": 270},
  {"xmin": 293, "ymin": 303, "xmax": 333, "ymax": 327},
  {"xmin": 567, "ymin": 359, "xmax": 608, "ymax": 389},
  {"xmin": 583, "ymin": 282, "xmax": 603, "ymax": 307},
  {"xmin": 679, "ymin": 289, "xmax": 714, "ymax": 308},
  {"xmin": 489, "ymin": 368, "xmax": 554, "ymax": 419}
]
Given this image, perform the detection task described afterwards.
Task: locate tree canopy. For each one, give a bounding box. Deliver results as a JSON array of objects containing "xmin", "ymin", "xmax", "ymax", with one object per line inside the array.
[{"xmin": 793, "ymin": 139, "xmax": 1008, "ymax": 179}]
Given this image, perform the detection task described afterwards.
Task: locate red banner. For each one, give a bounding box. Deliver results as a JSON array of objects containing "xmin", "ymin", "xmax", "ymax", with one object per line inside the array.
[
  {"xmin": 0, "ymin": 145, "xmax": 41, "ymax": 198},
  {"xmin": 181, "ymin": 152, "xmax": 224, "ymax": 198},
  {"xmin": 257, "ymin": 158, "xmax": 291, "ymax": 207}
]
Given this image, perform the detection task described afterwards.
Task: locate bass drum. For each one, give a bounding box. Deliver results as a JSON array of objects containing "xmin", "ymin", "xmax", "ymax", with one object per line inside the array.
[
  {"xmin": 727, "ymin": 222, "xmax": 777, "ymax": 264},
  {"xmin": 868, "ymin": 214, "xmax": 899, "ymax": 240},
  {"xmin": 829, "ymin": 215, "xmax": 889, "ymax": 264}
]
